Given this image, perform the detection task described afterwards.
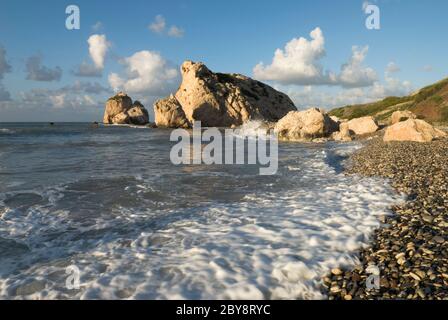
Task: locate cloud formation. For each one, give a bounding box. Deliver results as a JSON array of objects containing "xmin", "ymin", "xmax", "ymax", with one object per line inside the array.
[
  {"xmin": 385, "ymin": 62, "xmax": 400, "ymax": 74},
  {"xmin": 17, "ymin": 80, "xmax": 110, "ymax": 110},
  {"xmin": 422, "ymin": 65, "xmax": 433, "ymax": 72},
  {"xmin": 338, "ymin": 46, "xmax": 377, "ymax": 88},
  {"xmin": 253, "ymin": 28, "xmax": 330, "ymax": 85},
  {"xmin": 148, "ymin": 15, "xmax": 184, "ymax": 38},
  {"xmin": 73, "ymin": 62, "xmax": 103, "ymax": 77},
  {"xmin": 26, "ymin": 55, "xmax": 62, "ymax": 82},
  {"xmin": 108, "ymin": 50, "xmax": 179, "ymax": 97},
  {"xmin": 168, "ymin": 26, "xmax": 185, "ymax": 38},
  {"xmin": 74, "ymin": 34, "xmax": 111, "ymax": 77},
  {"xmin": 149, "ymin": 15, "xmax": 166, "ymax": 34},
  {"xmin": 253, "ymin": 27, "xmax": 377, "ymax": 88},
  {"xmin": 88, "ymin": 34, "xmax": 110, "ymax": 69},
  {"xmin": 92, "ymin": 21, "xmax": 103, "ymax": 32}
]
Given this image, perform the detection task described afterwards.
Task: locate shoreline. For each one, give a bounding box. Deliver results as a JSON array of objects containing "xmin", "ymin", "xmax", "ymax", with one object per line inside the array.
[{"xmin": 323, "ymin": 136, "xmax": 448, "ymax": 300}]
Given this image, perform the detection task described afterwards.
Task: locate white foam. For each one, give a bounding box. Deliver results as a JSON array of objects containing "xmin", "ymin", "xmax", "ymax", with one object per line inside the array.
[
  {"xmin": 0, "ymin": 128, "xmax": 15, "ymax": 134},
  {"xmin": 232, "ymin": 120, "xmax": 271, "ymax": 139}
]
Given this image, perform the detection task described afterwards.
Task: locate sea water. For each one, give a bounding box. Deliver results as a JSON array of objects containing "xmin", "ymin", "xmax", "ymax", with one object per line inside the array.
[{"xmin": 0, "ymin": 122, "xmax": 402, "ymax": 299}]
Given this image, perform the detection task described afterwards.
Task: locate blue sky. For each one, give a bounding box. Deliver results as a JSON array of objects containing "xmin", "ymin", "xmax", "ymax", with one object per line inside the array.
[{"xmin": 0, "ymin": 0, "xmax": 447, "ymax": 121}]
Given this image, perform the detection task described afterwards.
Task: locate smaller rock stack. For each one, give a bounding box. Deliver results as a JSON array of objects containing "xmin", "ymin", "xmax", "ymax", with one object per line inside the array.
[{"xmin": 103, "ymin": 92, "xmax": 150, "ymax": 125}]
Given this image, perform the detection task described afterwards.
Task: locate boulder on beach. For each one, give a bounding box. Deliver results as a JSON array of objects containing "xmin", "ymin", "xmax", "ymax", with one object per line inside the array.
[
  {"xmin": 384, "ymin": 119, "xmax": 447, "ymax": 142},
  {"xmin": 103, "ymin": 93, "xmax": 150, "ymax": 125},
  {"xmin": 154, "ymin": 60, "xmax": 296, "ymax": 128},
  {"xmin": 390, "ymin": 110, "xmax": 417, "ymax": 125},
  {"xmin": 154, "ymin": 94, "xmax": 191, "ymax": 128},
  {"xmin": 332, "ymin": 122, "xmax": 353, "ymax": 141},
  {"xmin": 274, "ymin": 108, "xmax": 339, "ymax": 141},
  {"xmin": 346, "ymin": 116, "xmax": 379, "ymax": 135}
]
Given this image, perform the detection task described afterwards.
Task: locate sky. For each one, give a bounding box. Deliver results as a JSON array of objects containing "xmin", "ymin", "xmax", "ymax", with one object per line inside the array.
[{"xmin": 0, "ymin": 0, "xmax": 447, "ymax": 122}]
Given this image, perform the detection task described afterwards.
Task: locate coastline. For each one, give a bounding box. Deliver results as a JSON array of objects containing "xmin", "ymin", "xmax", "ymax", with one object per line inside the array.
[{"xmin": 323, "ymin": 135, "xmax": 448, "ymax": 300}]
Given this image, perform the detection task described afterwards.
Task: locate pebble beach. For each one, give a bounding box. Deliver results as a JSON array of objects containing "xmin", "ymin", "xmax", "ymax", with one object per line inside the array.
[{"xmin": 324, "ymin": 137, "xmax": 448, "ymax": 300}]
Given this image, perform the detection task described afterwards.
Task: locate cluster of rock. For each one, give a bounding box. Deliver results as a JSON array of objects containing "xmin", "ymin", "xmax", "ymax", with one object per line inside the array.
[
  {"xmin": 103, "ymin": 92, "xmax": 150, "ymax": 125},
  {"xmin": 153, "ymin": 60, "xmax": 296, "ymax": 128},
  {"xmin": 273, "ymin": 109, "xmax": 381, "ymax": 142},
  {"xmin": 102, "ymin": 61, "xmax": 446, "ymax": 144}
]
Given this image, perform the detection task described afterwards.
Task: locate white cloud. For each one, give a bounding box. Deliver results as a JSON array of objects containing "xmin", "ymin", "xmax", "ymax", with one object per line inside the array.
[
  {"xmin": 108, "ymin": 50, "xmax": 180, "ymax": 97},
  {"xmin": 168, "ymin": 26, "xmax": 184, "ymax": 38},
  {"xmin": 88, "ymin": 34, "xmax": 110, "ymax": 69},
  {"xmin": 253, "ymin": 28, "xmax": 376, "ymax": 88},
  {"xmin": 253, "ymin": 27, "xmax": 332, "ymax": 85},
  {"xmin": 74, "ymin": 34, "xmax": 110, "ymax": 77},
  {"xmin": 92, "ymin": 21, "xmax": 103, "ymax": 32},
  {"xmin": 385, "ymin": 61, "xmax": 401, "ymax": 75},
  {"xmin": 148, "ymin": 15, "xmax": 185, "ymax": 38},
  {"xmin": 422, "ymin": 65, "xmax": 433, "ymax": 72},
  {"xmin": 25, "ymin": 55, "xmax": 62, "ymax": 82},
  {"xmin": 338, "ymin": 46, "xmax": 377, "ymax": 88},
  {"xmin": 149, "ymin": 15, "xmax": 166, "ymax": 34},
  {"xmin": 49, "ymin": 94, "xmax": 66, "ymax": 108}
]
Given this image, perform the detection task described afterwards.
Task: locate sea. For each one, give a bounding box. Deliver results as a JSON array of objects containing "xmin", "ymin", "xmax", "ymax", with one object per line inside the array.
[{"xmin": 0, "ymin": 122, "xmax": 403, "ymax": 299}]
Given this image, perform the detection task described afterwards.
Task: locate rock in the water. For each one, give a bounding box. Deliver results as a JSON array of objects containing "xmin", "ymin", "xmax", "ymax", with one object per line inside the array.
[
  {"xmin": 154, "ymin": 94, "xmax": 190, "ymax": 128},
  {"xmin": 103, "ymin": 92, "xmax": 133, "ymax": 124},
  {"xmin": 155, "ymin": 60, "xmax": 296, "ymax": 128},
  {"xmin": 384, "ymin": 119, "xmax": 447, "ymax": 142},
  {"xmin": 274, "ymin": 108, "xmax": 338, "ymax": 141},
  {"xmin": 103, "ymin": 93, "xmax": 150, "ymax": 125},
  {"xmin": 390, "ymin": 110, "xmax": 417, "ymax": 125},
  {"xmin": 346, "ymin": 116, "xmax": 379, "ymax": 135},
  {"xmin": 127, "ymin": 101, "xmax": 149, "ymax": 125}
]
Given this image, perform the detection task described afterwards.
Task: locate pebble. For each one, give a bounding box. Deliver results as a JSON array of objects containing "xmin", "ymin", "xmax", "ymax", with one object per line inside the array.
[
  {"xmin": 432, "ymin": 236, "xmax": 445, "ymax": 244},
  {"xmin": 331, "ymin": 268, "xmax": 343, "ymax": 276}
]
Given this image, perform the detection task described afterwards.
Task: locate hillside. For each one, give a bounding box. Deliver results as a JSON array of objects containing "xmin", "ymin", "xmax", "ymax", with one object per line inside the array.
[{"xmin": 329, "ymin": 78, "xmax": 448, "ymax": 124}]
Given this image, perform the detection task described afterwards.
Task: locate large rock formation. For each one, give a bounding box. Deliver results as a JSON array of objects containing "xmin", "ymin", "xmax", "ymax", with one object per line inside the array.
[
  {"xmin": 346, "ymin": 116, "xmax": 379, "ymax": 135},
  {"xmin": 154, "ymin": 94, "xmax": 190, "ymax": 128},
  {"xmin": 103, "ymin": 93, "xmax": 149, "ymax": 125},
  {"xmin": 390, "ymin": 110, "xmax": 417, "ymax": 125},
  {"xmin": 384, "ymin": 119, "xmax": 447, "ymax": 142},
  {"xmin": 274, "ymin": 108, "xmax": 339, "ymax": 141},
  {"xmin": 154, "ymin": 60, "xmax": 296, "ymax": 128}
]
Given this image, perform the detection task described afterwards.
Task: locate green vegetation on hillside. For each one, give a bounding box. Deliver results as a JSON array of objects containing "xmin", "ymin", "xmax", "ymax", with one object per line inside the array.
[{"xmin": 329, "ymin": 78, "xmax": 448, "ymax": 124}]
